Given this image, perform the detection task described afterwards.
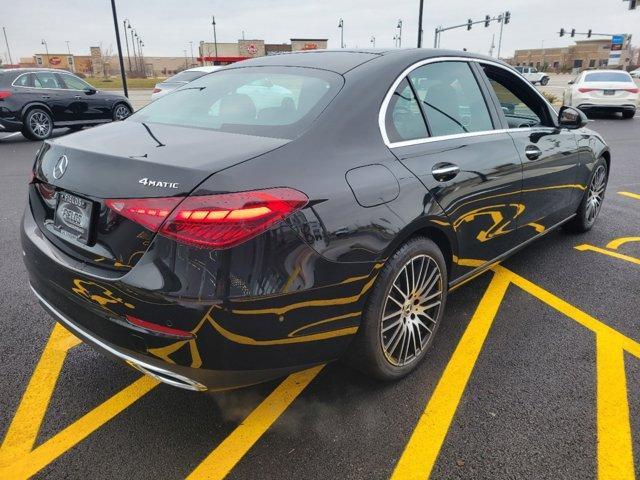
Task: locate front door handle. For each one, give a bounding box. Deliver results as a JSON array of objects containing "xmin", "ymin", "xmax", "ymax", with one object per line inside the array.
[
  {"xmin": 41, "ymin": 95, "xmax": 50, "ymax": 99},
  {"xmin": 525, "ymin": 145, "xmax": 542, "ymax": 160},
  {"xmin": 432, "ymin": 163, "xmax": 460, "ymax": 182},
  {"xmin": 74, "ymin": 95, "xmax": 81, "ymax": 100}
]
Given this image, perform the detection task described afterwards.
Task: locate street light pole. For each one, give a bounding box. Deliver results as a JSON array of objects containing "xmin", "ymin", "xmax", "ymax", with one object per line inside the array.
[
  {"xmin": 338, "ymin": 19, "xmax": 344, "ymax": 48},
  {"xmin": 211, "ymin": 15, "xmax": 218, "ymax": 65},
  {"xmin": 130, "ymin": 29, "xmax": 138, "ymax": 73},
  {"xmin": 41, "ymin": 39, "xmax": 49, "ymax": 64},
  {"xmin": 65, "ymin": 40, "xmax": 75, "ymax": 72},
  {"xmin": 417, "ymin": 0, "xmax": 424, "ymax": 47},
  {"xmin": 370, "ymin": 36, "xmax": 376, "ymax": 48},
  {"xmin": 397, "ymin": 19, "xmax": 403, "ymax": 48},
  {"xmin": 123, "ymin": 19, "xmax": 132, "ymax": 73},
  {"xmin": 3, "ymin": 27, "xmax": 13, "ymax": 65},
  {"xmin": 109, "ymin": 0, "xmax": 128, "ymax": 98},
  {"xmin": 138, "ymin": 38, "xmax": 145, "ymax": 77},
  {"xmin": 189, "ymin": 40, "xmax": 194, "ymax": 67}
]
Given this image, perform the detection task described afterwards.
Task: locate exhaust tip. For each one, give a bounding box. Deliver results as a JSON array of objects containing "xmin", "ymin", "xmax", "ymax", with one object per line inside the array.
[{"xmin": 126, "ymin": 359, "xmax": 207, "ymax": 391}]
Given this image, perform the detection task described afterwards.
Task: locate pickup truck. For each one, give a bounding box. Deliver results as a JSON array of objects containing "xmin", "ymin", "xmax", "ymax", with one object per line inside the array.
[{"xmin": 514, "ymin": 66, "xmax": 550, "ymax": 86}]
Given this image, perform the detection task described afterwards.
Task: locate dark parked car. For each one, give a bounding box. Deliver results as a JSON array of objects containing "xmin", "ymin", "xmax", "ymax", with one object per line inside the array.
[
  {"xmin": 22, "ymin": 49, "xmax": 609, "ymax": 391},
  {"xmin": 0, "ymin": 68, "xmax": 132, "ymax": 140}
]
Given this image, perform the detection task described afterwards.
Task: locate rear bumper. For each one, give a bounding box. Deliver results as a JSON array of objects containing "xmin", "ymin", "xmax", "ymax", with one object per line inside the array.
[{"xmin": 577, "ymin": 104, "xmax": 636, "ymax": 112}]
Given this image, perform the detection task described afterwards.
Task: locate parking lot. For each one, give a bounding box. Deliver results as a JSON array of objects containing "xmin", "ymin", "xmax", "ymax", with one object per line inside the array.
[{"xmin": 0, "ymin": 112, "xmax": 638, "ymax": 479}]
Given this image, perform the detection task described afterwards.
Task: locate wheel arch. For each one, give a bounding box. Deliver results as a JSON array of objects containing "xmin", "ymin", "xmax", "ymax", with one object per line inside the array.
[{"xmin": 21, "ymin": 102, "xmax": 54, "ymax": 120}]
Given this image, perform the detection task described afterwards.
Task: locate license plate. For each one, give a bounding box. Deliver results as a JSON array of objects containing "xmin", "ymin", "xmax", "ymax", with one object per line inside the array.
[
  {"xmin": 603, "ymin": 89, "xmax": 615, "ymax": 95},
  {"xmin": 53, "ymin": 191, "xmax": 94, "ymax": 244}
]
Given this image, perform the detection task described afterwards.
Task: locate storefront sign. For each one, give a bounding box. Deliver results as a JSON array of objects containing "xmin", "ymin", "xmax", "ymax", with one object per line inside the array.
[
  {"xmin": 48, "ymin": 56, "xmax": 62, "ymax": 66},
  {"xmin": 608, "ymin": 35, "xmax": 624, "ymax": 66}
]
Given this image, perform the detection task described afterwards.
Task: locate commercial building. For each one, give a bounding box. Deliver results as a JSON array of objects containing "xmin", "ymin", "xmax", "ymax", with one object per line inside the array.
[
  {"xmin": 198, "ymin": 38, "xmax": 328, "ymax": 65},
  {"xmin": 509, "ymin": 38, "xmax": 634, "ymax": 73}
]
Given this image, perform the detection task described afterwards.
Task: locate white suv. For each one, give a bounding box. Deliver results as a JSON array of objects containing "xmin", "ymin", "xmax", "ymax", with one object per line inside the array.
[{"xmin": 514, "ymin": 66, "xmax": 550, "ymax": 86}]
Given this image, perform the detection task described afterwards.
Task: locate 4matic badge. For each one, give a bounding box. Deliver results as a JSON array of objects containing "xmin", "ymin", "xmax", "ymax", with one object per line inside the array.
[{"xmin": 138, "ymin": 178, "xmax": 179, "ymax": 189}]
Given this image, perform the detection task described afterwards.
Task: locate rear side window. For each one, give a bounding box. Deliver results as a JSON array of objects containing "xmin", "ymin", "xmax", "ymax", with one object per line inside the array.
[
  {"xmin": 13, "ymin": 73, "xmax": 33, "ymax": 87},
  {"xmin": 130, "ymin": 67, "xmax": 342, "ymax": 139},
  {"xmin": 584, "ymin": 72, "xmax": 632, "ymax": 83},
  {"xmin": 409, "ymin": 61, "xmax": 493, "ymax": 137},
  {"xmin": 385, "ymin": 78, "xmax": 428, "ymax": 143},
  {"xmin": 34, "ymin": 72, "xmax": 62, "ymax": 89}
]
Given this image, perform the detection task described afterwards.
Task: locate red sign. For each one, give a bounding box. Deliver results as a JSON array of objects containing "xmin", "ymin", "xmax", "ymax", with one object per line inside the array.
[
  {"xmin": 303, "ymin": 43, "xmax": 318, "ymax": 50},
  {"xmin": 246, "ymin": 44, "xmax": 258, "ymax": 55},
  {"xmin": 48, "ymin": 56, "xmax": 62, "ymax": 65}
]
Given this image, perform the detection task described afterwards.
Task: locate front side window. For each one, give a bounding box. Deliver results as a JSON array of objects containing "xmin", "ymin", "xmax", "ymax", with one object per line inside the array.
[
  {"xmin": 130, "ymin": 67, "xmax": 342, "ymax": 139},
  {"xmin": 60, "ymin": 74, "xmax": 92, "ymax": 90},
  {"xmin": 409, "ymin": 61, "xmax": 493, "ymax": 137},
  {"xmin": 482, "ymin": 65, "xmax": 548, "ymax": 129},
  {"xmin": 34, "ymin": 72, "xmax": 62, "ymax": 89},
  {"xmin": 385, "ymin": 78, "xmax": 428, "ymax": 143}
]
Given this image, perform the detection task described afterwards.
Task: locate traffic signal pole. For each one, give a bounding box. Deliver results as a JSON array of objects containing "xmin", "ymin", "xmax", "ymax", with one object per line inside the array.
[{"xmin": 434, "ymin": 12, "xmax": 509, "ymax": 51}]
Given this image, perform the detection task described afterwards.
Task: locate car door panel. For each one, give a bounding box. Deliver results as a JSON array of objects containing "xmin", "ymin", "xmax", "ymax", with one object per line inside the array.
[
  {"xmin": 33, "ymin": 72, "xmax": 67, "ymax": 123},
  {"xmin": 393, "ymin": 133, "xmax": 523, "ymax": 279}
]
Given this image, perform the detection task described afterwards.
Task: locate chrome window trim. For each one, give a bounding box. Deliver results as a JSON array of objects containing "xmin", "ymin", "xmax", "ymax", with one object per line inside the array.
[
  {"xmin": 379, "ymin": 56, "xmax": 558, "ymax": 148},
  {"xmin": 10, "ymin": 72, "xmax": 33, "ymax": 88},
  {"xmin": 12, "ymin": 71, "xmax": 95, "ymax": 92}
]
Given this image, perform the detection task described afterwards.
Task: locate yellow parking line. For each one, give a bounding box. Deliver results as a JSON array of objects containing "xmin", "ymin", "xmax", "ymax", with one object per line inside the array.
[
  {"xmin": 596, "ymin": 334, "xmax": 635, "ymax": 480},
  {"xmin": 391, "ymin": 270, "xmax": 511, "ymax": 480},
  {"xmin": 187, "ymin": 365, "xmax": 324, "ymax": 480},
  {"xmin": 0, "ymin": 323, "xmax": 81, "ymax": 467},
  {"xmin": 605, "ymin": 236, "xmax": 640, "ymax": 250},
  {"xmin": 1, "ymin": 376, "xmax": 158, "ymax": 480},
  {"xmin": 574, "ymin": 244, "xmax": 640, "ymax": 266},
  {"xmin": 618, "ymin": 191, "xmax": 640, "ymax": 201}
]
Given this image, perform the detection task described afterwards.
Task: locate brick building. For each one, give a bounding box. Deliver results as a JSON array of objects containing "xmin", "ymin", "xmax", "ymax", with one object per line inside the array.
[
  {"xmin": 198, "ymin": 38, "xmax": 328, "ymax": 65},
  {"xmin": 509, "ymin": 38, "xmax": 634, "ymax": 72}
]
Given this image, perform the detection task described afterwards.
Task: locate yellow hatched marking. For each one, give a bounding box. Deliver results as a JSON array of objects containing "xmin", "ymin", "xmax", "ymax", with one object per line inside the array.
[
  {"xmin": 186, "ymin": 365, "xmax": 324, "ymax": 480},
  {"xmin": 391, "ymin": 269, "xmax": 511, "ymax": 480},
  {"xmin": 618, "ymin": 191, "xmax": 640, "ymax": 201},
  {"xmin": 596, "ymin": 334, "xmax": 635, "ymax": 480},
  {"xmin": 392, "ymin": 265, "xmax": 639, "ymax": 479}
]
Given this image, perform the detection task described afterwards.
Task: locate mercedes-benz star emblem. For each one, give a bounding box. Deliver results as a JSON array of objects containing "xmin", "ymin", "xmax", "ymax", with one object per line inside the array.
[{"xmin": 53, "ymin": 155, "xmax": 68, "ymax": 180}]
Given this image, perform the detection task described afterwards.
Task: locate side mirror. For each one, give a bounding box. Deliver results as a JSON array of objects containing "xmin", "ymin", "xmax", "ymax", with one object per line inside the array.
[
  {"xmin": 558, "ymin": 106, "xmax": 587, "ymax": 129},
  {"xmin": 84, "ymin": 87, "xmax": 97, "ymax": 95}
]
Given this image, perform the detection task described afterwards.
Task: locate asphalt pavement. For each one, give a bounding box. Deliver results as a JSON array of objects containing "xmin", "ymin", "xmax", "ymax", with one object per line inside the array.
[{"xmin": 0, "ymin": 115, "xmax": 638, "ymax": 479}]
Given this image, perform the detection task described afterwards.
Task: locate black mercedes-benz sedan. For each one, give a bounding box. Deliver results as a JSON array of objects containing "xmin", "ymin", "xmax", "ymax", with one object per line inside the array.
[
  {"xmin": 0, "ymin": 68, "xmax": 132, "ymax": 140},
  {"xmin": 22, "ymin": 49, "xmax": 609, "ymax": 391}
]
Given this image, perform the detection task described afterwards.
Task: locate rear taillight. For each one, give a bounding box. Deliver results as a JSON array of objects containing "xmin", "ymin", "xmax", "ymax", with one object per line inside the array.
[
  {"xmin": 578, "ymin": 87, "xmax": 596, "ymax": 93},
  {"xmin": 152, "ymin": 88, "xmax": 161, "ymax": 93},
  {"xmin": 0, "ymin": 90, "xmax": 12, "ymax": 100},
  {"xmin": 623, "ymin": 87, "xmax": 639, "ymax": 94},
  {"xmin": 106, "ymin": 188, "xmax": 308, "ymax": 249}
]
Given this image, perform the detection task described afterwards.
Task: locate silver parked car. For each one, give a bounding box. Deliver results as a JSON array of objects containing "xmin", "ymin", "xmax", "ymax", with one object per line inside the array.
[{"xmin": 151, "ymin": 66, "xmax": 221, "ymax": 101}]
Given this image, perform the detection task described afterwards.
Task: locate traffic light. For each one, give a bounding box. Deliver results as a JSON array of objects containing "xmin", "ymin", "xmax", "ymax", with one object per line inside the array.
[
  {"xmin": 504, "ymin": 11, "xmax": 511, "ymax": 24},
  {"xmin": 467, "ymin": 19, "xmax": 472, "ymax": 30},
  {"xmin": 559, "ymin": 28, "xmax": 565, "ymax": 37},
  {"xmin": 630, "ymin": 0, "xmax": 637, "ymax": 10},
  {"xmin": 587, "ymin": 29, "xmax": 592, "ymax": 38},
  {"xmin": 484, "ymin": 15, "xmax": 491, "ymax": 27},
  {"xmin": 571, "ymin": 28, "xmax": 576, "ymax": 37}
]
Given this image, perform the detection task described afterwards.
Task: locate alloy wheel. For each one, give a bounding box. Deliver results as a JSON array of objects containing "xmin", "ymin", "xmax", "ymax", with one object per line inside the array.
[
  {"xmin": 29, "ymin": 112, "xmax": 51, "ymax": 138},
  {"xmin": 114, "ymin": 105, "xmax": 131, "ymax": 121},
  {"xmin": 381, "ymin": 254, "xmax": 443, "ymax": 367},
  {"xmin": 585, "ymin": 165, "xmax": 606, "ymax": 223}
]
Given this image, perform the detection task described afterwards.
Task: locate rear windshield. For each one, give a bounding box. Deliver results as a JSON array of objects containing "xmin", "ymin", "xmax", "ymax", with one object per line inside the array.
[
  {"xmin": 130, "ymin": 66, "xmax": 343, "ymax": 139},
  {"xmin": 164, "ymin": 70, "xmax": 209, "ymax": 83},
  {"xmin": 584, "ymin": 72, "xmax": 632, "ymax": 82}
]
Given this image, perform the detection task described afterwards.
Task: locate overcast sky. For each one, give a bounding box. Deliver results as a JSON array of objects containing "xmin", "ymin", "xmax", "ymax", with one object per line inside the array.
[{"xmin": 2, "ymin": 0, "xmax": 639, "ymax": 63}]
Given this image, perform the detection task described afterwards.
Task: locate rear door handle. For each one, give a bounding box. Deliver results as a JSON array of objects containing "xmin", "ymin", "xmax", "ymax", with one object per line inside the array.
[
  {"xmin": 74, "ymin": 95, "xmax": 81, "ymax": 99},
  {"xmin": 525, "ymin": 145, "xmax": 542, "ymax": 160},
  {"xmin": 432, "ymin": 163, "xmax": 460, "ymax": 182},
  {"xmin": 41, "ymin": 95, "xmax": 50, "ymax": 99}
]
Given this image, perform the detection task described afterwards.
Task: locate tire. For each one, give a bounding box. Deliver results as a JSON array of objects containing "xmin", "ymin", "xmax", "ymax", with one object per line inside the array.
[
  {"xmin": 540, "ymin": 77, "xmax": 549, "ymax": 86},
  {"xmin": 344, "ymin": 237, "xmax": 448, "ymax": 381},
  {"xmin": 563, "ymin": 157, "xmax": 608, "ymax": 233},
  {"xmin": 21, "ymin": 108, "xmax": 53, "ymax": 141},
  {"xmin": 113, "ymin": 103, "xmax": 132, "ymax": 121},
  {"xmin": 622, "ymin": 110, "xmax": 635, "ymax": 119}
]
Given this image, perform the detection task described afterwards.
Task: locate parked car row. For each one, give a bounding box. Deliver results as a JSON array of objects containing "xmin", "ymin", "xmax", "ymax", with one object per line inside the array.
[{"xmin": 0, "ymin": 68, "xmax": 132, "ymax": 140}]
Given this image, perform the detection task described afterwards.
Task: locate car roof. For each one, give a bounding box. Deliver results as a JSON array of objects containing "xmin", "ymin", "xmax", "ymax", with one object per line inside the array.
[{"xmin": 227, "ymin": 48, "xmax": 512, "ymax": 75}]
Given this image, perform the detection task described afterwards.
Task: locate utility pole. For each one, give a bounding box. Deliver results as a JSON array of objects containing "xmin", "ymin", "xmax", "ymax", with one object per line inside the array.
[
  {"xmin": 338, "ymin": 18, "xmax": 344, "ymax": 48},
  {"xmin": 65, "ymin": 40, "xmax": 75, "ymax": 72},
  {"xmin": 184, "ymin": 49, "xmax": 188, "ymax": 69},
  {"xmin": 109, "ymin": 0, "xmax": 128, "ymax": 98},
  {"xmin": 123, "ymin": 19, "xmax": 132, "ymax": 73},
  {"xmin": 2, "ymin": 27, "xmax": 13, "ymax": 65},
  {"xmin": 189, "ymin": 41, "xmax": 194, "ymax": 67},
  {"xmin": 489, "ymin": 33, "xmax": 495, "ymax": 57},
  {"xmin": 397, "ymin": 19, "xmax": 403, "ymax": 48},
  {"xmin": 497, "ymin": 11, "xmax": 510, "ymax": 59},
  {"xmin": 211, "ymin": 15, "xmax": 218, "ymax": 65},
  {"xmin": 417, "ymin": 0, "xmax": 424, "ymax": 47}
]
